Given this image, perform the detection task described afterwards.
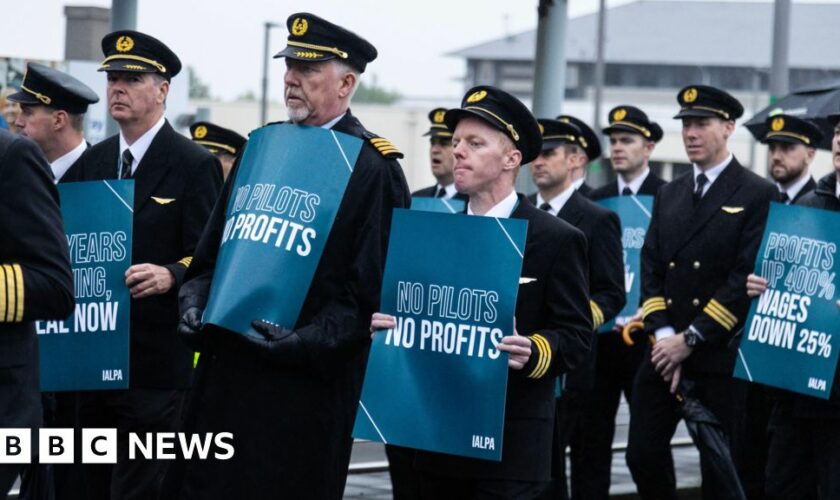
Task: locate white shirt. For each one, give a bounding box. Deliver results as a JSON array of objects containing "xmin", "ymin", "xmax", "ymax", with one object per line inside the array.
[
  {"xmin": 535, "ymin": 184, "xmax": 576, "ymax": 217},
  {"xmin": 572, "ymin": 177, "xmax": 587, "ymax": 191},
  {"xmin": 777, "ymin": 172, "xmax": 812, "ymax": 204},
  {"xmin": 435, "ymin": 183, "xmax": 458, "ymax": 199},
  {"xmin": 836, "ymin": 179, "xmax": 840, "ymax": 199},
  {"xmin": 50, "ymin": 139, "xmax": 87, "ymax": 183},
  {"xmin": 692, "ymin": 153, "xmax": 733, "ymax": 197},
  {"xmin": 617, "ymin": 167, "xmax": 651, "ymax": 196},
  {"xmin": 119, "ymin": 115, "xmax": 166, "ymax": 176},
  {"xmin": 467, "ymin": 190, "xmax": 518, "ymax": 218},
  {"xmin": 321, "ymin": 112, "xmax": 346, "ymax": 130}
]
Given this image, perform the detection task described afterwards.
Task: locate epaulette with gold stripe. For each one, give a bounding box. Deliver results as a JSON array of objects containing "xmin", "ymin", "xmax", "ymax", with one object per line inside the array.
[
  {"xmin": 368, "ymin": 136, "xmax": 404, "ymax": 159},
  {"xmin": 0, "ymin": 263, "xmax": 25, "ymax": 323},
  {"xmin": 590, "ymin": 300, "xmax": 605, "ymax": 330},
  {"xmin": 642, "ymin": 296, "xmax": 666, "ymax": 320},
  {"xmin": 527, "ymin": 333, "xmax": 551, "ymax": 379},
  {"xmin": 703, "ymin": 298, "xmax": 737, "ymax": 331},
  {"xmin": 178, "ymin": 256, "xmax": 193, "ymax": 268}
]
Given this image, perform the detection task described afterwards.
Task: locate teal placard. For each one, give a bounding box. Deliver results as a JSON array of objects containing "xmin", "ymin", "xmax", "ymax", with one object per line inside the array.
[
  {"xmin": 353, "ymin": 209, "xmax": 527, "ymax": 461},
  {"xmin": 734, "ymin": 203, "xmax": 840, "ymax": 399},
  {"xmin": 203, "ymin": 124, "xmax": 361, "ymax": 336},
  {"xmin": 37, "ymin": 180, "xmax": 134, "ymax": 391},
  {"xmin": 410, "ymin": 196, "xmax": 466, "ymax": 214},
  {"xmin": 596, "ymin": 195, "xmax": 653, "ymax": 332}
]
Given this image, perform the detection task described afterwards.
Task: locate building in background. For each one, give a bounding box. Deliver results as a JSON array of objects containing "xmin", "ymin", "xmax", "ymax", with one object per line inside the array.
[{"xmin": 449, "ymin": 0, "xmax": 840, "ymax": 183}]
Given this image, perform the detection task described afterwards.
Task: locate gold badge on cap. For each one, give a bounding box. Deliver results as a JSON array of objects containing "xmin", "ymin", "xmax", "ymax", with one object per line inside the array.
[
  {"xmin": 559, "ymin": 117, "xmax": 570, "ymax": 123},
  {"xmin": 683, "ymin": 88, "xmax": 698, "ymax": 103},
  {"xmin": 613, "ymin": 109, "xmax": 627, "ymax": 122},
  {"xmin": 116, "ymin": 36, "xmax": 134, "ymax": 53},
  {"xmin": 538, "ymin": 123, "xmax": 545, "ymax": 135},
  {"xmin": 771, "ymin": 117, "xmax": 785, "ymax": 132},
  {"xmin": 194, "ymin": 125, "xmax": 208, "ymax": 139},
  {"xmin": 291, "ymin": 18, "xmax": 309, "ymax": 36},
  {"xmin": 433, "ymin": 110, "xmax": 445, "ymax": 123},
  {"xmin": 466, "ymin": 90, "xmax": 487, "ymax": 103}
]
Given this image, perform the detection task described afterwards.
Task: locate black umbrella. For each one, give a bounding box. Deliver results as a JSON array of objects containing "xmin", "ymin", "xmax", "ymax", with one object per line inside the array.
[
  {"xmin": 677, "ymin": 380, "xmax": 747, "ymax": 500},
  {"xmin": 744, "ymin": 78, "xmax": 840, "ymax": 151}
]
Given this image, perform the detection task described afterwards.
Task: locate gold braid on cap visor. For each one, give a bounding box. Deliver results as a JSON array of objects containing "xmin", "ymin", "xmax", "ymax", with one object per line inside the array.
[{"xmin": 463, "ymin": 106, "xmax": 519, "ymax": 141}]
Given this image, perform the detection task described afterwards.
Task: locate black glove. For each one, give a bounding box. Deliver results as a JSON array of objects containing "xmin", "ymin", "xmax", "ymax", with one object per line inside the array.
[
  {"xmin": 178, "ymin": 306, "xmax": 205, "ymax": 351},
  {"xmin": 237, "ymin": 320, "xmax": 305, "ymax": 367}
]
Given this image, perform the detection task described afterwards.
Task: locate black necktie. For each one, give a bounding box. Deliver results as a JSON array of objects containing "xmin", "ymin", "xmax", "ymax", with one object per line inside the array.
[
  {"xmin": 621, "ymin": 187, "xmax": 633, "ymax": 196},
  {"xmin": 693, "ymin": 173, "xmax": 708, "ymax": 206},
  {"xmin": 539, "ymin": 202, "xmax": 552, "ymax": 212},
  {"xmin": 779, "ymin": 192, "xmax": 790, "ymax": 204},
  {"xmin": 435, "ymin": 186, "xmax": 446, "ymax": 198},
  {"xmin": 120, "ymin": 149, "xmax": 134, "ymax": 180}
]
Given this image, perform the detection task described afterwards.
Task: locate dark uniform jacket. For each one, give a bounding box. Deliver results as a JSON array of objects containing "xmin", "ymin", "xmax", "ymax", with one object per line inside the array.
[
  {"xmin": 68, "ymin": 120, "xmax": 223, "ymax": 389},
  {"xmin": 791, "ymin": 173, "xmax": 840, "ymax": 418},
  {"xmin": 784, "ymin": 176, "xmax": 816, "ymax": 204},
  {"xmin": 577, "ymin": 181, "xmax": 594, "ymax": 198},
  {"xmin": 0, "ymin": 131, "xmax": 74, "ymax": 429},
  {"xmin": 527, "ymin": 191, "xmax": 625, "ymax": 391},
  {"xmin": 175, "ymin": 110, "xmax": 410, "ymax": 500},
  {"xmin": 412, "ymin": 184, "xmax": 469, "ymax": 202},
  {"xmin": 590, "ymin": 171, "xmax": 667, "ymax": 200},
  {"xmin": 415, "ymin": 194, "xmax": 593, "ymax": 482},
  {"xmin": 641, "ymin": 158, "xmax": 777, "ymax": 374}
]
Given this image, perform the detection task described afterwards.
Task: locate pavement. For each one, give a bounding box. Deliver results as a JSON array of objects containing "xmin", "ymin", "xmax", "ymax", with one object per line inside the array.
[{"xmin": 344, "ymin": 397, "xmax": 702, "ymax": 498}]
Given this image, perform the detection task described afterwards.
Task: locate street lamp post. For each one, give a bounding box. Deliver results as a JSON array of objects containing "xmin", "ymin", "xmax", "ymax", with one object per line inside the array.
[{"xmin": 260, "ymin": 21, "xmax": 281, "ymax": 127}]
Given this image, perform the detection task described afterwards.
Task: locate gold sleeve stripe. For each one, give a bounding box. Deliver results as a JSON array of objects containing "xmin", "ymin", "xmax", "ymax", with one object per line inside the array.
[
  {"xmin": 703, "ymin": 304, "xmax": 736, "ymax": 331},
  {"xmin": 590, "ymin": 300, "xmax": 605, "ymax": 329},
  {"xmin": 13, "ymin": 264, "xmax": 23, "ymax": 322},
  {"xmin": 178, "ymin": 256, "xmax": 193, "ymax": 268},
  {"xmin": 708, "ymin": 299, "xmax": 737, "ymax": 326},
  {"xmin": 642, "ymin": 297, "xmax": 666, "ymax": 319},
  {"xmin": 527, "ymin": 334, "xmax": 551, "ymax": 379},
  {"xmin": 533, "ymin": 334, "xmax": 552, "ymax": 379},
  {"xmin": 3, "ymin": 264, "xmax": 15, "ymax": 322},
  {"xmin": 526, "ymin": 334, "xmax": 545, "ymax": 379},
  {"xmin": 0, "ymin": 265, "xmax": 6, "ymax": 322},
  {"xmin": 704, "ymin": 299, "xmax": 737, "ymax": 331},
  {"xmin": 526, "ymin": 336, "xmax": 546, "ymax": 379}
]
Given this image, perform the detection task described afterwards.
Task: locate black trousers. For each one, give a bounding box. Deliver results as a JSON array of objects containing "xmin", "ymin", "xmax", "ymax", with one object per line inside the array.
[
  {"xmin": 77, "ymin": 388, "xmax": 185, "ymax": 500},
  {"xmin": 19, "ymin": 391, "xmax": 86, "ymax": 500},
  {"xmin": 543, "ymin": 388, "xmax": 585, "ymax": 500},
  {"xmin": 419, "ymin": 470, "xmax": 548, "ymax": 500},
  {"xmin": 386, "ymin": 444, "xmax": 421, "ymax": 500},
  {"xmin": 731, "ymin": 381, "xmax": 771, "ymax": 500},
  {"xmin": 765, "ymin": 403, "xmax": 840, "ymax": 500},
  {"xmin": 573, "ymin": 331, "xmax": 646, "ymax": 500},
  {"xmin": 625, "ymin": 348, "xmax": 737, "ymax": 500}
]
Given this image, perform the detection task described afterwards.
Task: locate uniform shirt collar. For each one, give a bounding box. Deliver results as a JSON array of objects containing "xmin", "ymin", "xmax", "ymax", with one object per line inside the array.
[
  {"xmin": 467, "ymin": 189, "xmax": 518, "ymax": 218},
  {"xmin": 536, "ymin": 184, "xmax": 576, "ymax": 217},
  {"xmin": 50, "ymin": 139, "xmax": 87, "ymax": 183},
  {"xmin": 836, "ymin": 178, "xmax": 840, "ymax": 199},
  {"xmin": 320, "ymin": 112, "xmax": 346, "ymax": 130},
  {"xmin": 438, "ymin": 183, "xmax": 457, "ymax": 199},
  {"xmin": 119, "ymin": 115, "xmax": 166, "ymax": 175},
  {"xmin": 693, "ymin": 152, "xmax": 732, "ymax": 195},
  {"xmin": 572, "ymin": 177, "xmax": 586, "ymax": 191},
  {"xmin": 617, "ymin": 167, "xmax": 650, "ymax": 195},
  {"xmin": 777, "ymin": 171, "xmax": 812, "ymax": 204}
]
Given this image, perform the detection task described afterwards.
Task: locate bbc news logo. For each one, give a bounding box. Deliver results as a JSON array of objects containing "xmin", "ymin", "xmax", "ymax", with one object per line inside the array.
[{"xmin": 0, "ymin": 429, "xmax": 234, "ymax": 463}]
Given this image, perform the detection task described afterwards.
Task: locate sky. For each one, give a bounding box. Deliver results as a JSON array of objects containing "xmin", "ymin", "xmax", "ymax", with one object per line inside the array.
[{"xmin": 3, "ymin": 0, "xmax": 837, "ymax": 102}]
